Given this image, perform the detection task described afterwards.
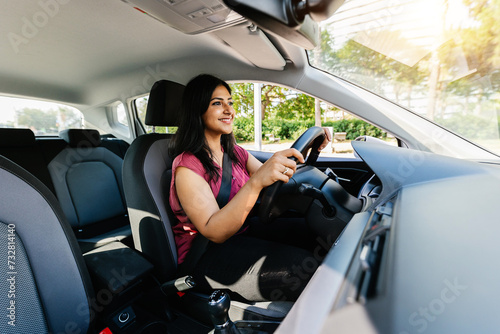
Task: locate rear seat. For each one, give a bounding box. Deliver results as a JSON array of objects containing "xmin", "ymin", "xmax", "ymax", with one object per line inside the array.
[
  {"xmin": 0, "ymin": 128, "xmax": 56, "ymax": 193},
  {"xmin": 48, "ymin": 129, "xmax": 131, "ymax": 252},
  {"xmin": 0, "ymin": 127, "xmax": 131, "ymax": 253}
]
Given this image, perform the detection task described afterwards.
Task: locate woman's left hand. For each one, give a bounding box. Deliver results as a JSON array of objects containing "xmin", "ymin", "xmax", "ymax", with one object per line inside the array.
[{"xmin": 318, "ymin": 127, "xmax": 332, "ymax": 151}]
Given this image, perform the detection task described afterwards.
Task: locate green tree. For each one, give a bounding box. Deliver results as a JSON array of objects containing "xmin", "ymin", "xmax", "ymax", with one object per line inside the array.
[
  {"xmin": 230, "ymin": 83, "xmax": 254, "ymax": 117},
  {"xmin": 136, "ymin": 96, "xmax": 148, "ymax": 122},
  {"xmin": 442, "ymin": 0, "xmax": 500, "ymax": 111},
  {"xmin": 16, "ymin": 108, "xmax": 57, "ymax": 133},
  {"xmin": 57, "ymin": 106, "xmax": 82, "ymax": 130},
  {"xmin": 333, "ymin": 37, "xmax": 427, "ymax": 106},
  {"xmin": 231, "ymin": 83, "xmax": 320, "ymax": 121},
  {"xmin": 269, "ymin": 87, "xmax": 317, "ymax": 119},
  {"xmin": 309, "ymin": 29, "xmax": 339, "ymax": 72}
]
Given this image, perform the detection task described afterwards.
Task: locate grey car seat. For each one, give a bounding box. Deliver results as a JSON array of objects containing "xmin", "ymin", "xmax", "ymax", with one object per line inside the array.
[
  {"xmin": 0, "ymin": 155, "xmax": 93, "ymax": 333},
  {"xmin": 48, "ymin": 129, "xmax": 131, "ymax": 252},
  {"xmin": 122, "ymin": 79, "xmax": 292, "ymax": 324}
]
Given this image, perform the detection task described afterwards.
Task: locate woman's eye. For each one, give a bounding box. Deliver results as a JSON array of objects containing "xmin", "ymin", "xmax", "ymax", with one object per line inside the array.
[
  {"xmin": 212, "ymin": 101, "xmax": 221, "ymax": 106},
  {"xmin": 228, "ymin": 101, "xmax": 233, "ymax": 106}
]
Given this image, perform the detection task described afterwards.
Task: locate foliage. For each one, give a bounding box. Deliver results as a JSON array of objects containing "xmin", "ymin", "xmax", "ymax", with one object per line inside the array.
[
  {"xmin": 311, "ymin": 30, "xmax": 427, "ymax": 106},
  {"xmin": 16, "ymin": 107, "xmax": 81, "ymax": 134},
  {"xmin": 230, "ymin": 83, "xmax": 320, "ymax": 120},
  {"xmin": 262, "ymin": 118, "xmax": 315, "ymax": 140},
  {"xmin": 309, "ymin": 0, "xmax": 500, "ymax": 131},
  {"xmin": 136, "ymin": 96, "xmax": 148, "ymax": 121},
  {"xmin": 16, "ymin": 108, "xmax": 57, "ymax": 132},
  {"xmin": 230, "ymin": 83, "xmax": 254, "ymax": 117},
  {"xmin": 234, "ymin": 117, "xmax": 384, "ymax": 142},
  {"xmin": 229, "ymin": 76, "xmax": 385, "ymax": 142},
  {"xmin": 323, "ymin": 119, "xmax": 385, "ymax": 140},
  {"xmin": 233, "ymin": 117, "xmax": 254, "ymax": 141},
  {"xmin": 436, "ymin": 114, "xmax": 499, "ymax": 140}
]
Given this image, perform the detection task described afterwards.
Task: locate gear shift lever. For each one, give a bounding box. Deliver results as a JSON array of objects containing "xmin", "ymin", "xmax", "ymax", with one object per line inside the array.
[{"xmin": 208, "ymin": 290, "xmax": 241, "ymax": 334}]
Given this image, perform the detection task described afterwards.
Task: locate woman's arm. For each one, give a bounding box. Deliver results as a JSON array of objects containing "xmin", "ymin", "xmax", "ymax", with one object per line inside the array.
[
  {"xmin": 246, "ymin": 152, "xmax": 263, "ymax": 176},
  {"xmin": 175, "ymin": 148, "xmax": 304, "ymax": 243}
]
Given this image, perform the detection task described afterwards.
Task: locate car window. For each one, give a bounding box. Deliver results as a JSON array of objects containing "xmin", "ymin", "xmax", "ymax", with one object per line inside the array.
[
  {"xmin": 0, "ymin": 95, "xmax": 83, "ymax": 136},
  {"xmin": 134, "ymin": 83, "xmax": 395, "ymax": 157},
  {"xmin": 135, "ymin": 95, "xmax": 177, "ymax": 134},
  {"xmin": 116, "ymin": 102, "xmax": 128, "ymax": 126},
  {"xmin": 308, "ymin": 0, "xmax": 500, "ymax": 156},
  {"xmin": 230, "ymin": 82, "xmax": 396, "ymax": 157}
]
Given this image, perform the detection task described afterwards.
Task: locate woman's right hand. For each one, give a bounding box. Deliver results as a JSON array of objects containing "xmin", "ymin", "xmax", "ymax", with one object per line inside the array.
[{"xmin": 249, "ymin": 148, "xmax": 305, "ymax": 189}]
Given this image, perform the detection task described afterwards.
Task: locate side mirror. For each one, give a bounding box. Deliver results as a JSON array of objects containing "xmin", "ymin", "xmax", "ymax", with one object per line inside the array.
[{"xmin": 223, "ymin": 0, "xmax": 344, "ymax": 49}]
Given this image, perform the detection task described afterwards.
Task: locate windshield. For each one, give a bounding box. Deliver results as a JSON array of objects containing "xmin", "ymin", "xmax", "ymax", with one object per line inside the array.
[{"xmin": 309, "ymin": 0, "xmax": 500, "ymax": 157}]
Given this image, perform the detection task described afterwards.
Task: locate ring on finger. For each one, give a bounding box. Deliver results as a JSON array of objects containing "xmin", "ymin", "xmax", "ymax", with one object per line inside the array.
[{"xmin": 282, "ymin": 166, "xmax": 289, "ymax": 175}]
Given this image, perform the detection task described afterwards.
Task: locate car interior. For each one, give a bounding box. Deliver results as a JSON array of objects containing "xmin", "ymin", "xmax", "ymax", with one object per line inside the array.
[{"xmin": 1, "ymin": 0, "xmax": 500, "ymax": 333}]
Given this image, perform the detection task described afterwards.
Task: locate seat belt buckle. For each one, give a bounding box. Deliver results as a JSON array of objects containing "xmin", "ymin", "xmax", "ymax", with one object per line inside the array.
[{"xmin": 160, "ymin": 275, "xmax": 196, "ymax": 296}]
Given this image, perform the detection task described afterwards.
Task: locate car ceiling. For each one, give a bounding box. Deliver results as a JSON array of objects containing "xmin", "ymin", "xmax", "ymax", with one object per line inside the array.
[{"xmin": 0, "ymin": 0, "xmax": 305, "ymax": 107}]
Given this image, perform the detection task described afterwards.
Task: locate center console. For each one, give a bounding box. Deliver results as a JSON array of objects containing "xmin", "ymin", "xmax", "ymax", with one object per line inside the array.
[{"xmin": 83, "ymin": 241, "xmax": 169, "ymax": 333}]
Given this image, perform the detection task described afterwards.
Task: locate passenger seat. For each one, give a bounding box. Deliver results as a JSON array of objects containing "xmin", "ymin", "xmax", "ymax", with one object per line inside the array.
[{"xmin": 48, "ymin": 129, "xmax": 131, "ymax": 252}]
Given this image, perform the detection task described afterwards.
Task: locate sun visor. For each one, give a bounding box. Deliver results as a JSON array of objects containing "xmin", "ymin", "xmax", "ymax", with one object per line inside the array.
[
  {"xmin": 214, "ymin": 23, "xmax": 286, "ymax": 70},
  {"xmin": 121, "ymin": 0, "xmax": 246, "ymax": 34}
]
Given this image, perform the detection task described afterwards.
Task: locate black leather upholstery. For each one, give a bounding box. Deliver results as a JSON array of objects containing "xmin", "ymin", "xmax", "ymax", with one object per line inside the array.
[{"xmin": 0, "ymin": 155, "xmax": 93, "ymax": 333}]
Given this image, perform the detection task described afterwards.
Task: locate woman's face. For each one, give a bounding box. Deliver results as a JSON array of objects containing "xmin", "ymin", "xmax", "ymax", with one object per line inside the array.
[{"xmin": 202, "ymin": 85, "xmax": 235, "ymax": 137}]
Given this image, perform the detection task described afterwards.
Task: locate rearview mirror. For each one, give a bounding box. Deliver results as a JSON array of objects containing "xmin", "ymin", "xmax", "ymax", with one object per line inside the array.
[{"xmin": 223, "ymin": 0, "xmax": 344, "ymax": 49}]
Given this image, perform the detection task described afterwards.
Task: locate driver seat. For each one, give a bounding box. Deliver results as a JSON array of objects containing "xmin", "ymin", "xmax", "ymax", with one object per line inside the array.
[
  {"xmin": 122, "ymin": 79, "xmax": 292, "ymax": 323},
  {"xmin": 0, "ymin": 155, "xmax": 94, "ymax": 333}
]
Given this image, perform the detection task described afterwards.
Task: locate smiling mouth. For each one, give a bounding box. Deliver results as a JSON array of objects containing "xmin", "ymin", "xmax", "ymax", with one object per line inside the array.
[{"xmin": 219, "ymin": 118, "xmax": 232, "ymax": 123}]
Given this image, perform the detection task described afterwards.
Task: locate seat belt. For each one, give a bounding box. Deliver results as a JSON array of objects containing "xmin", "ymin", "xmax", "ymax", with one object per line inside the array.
[
  {"xmin": 177, "ymin": 152, "xmax": 232, "ymax": 276},
  {"xmin": 215, "ymin": 152, "xmax": 233, "ymax": 208}
]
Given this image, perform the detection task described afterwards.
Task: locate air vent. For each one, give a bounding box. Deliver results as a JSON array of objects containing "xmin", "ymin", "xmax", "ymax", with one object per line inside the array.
[{"xmin": 357, "ymin": 200, "xmax": 393, "ymax": 303}]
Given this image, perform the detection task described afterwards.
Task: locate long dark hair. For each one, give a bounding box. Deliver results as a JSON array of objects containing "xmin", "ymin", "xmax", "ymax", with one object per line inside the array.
[{"xmin": 170, "ymin": 74, "xmax": 239, "ymax": 182}]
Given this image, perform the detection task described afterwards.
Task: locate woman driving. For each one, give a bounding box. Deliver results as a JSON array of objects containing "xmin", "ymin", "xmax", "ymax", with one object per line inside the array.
[{"xmin": 169, "ymin": 74, "xmax": 330, "ymax": 302}]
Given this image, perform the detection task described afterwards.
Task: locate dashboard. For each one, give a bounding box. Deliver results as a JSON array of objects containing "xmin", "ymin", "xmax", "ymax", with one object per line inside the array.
[{"xmin": 277, "ymin": 141, "xmax": 500, "ymax": 333}]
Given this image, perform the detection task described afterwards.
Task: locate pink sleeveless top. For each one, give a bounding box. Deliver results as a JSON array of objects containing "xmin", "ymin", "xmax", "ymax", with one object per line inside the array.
[{"xmin": 169, "ymin": 145, "xmax": 250, "ymax": 264}]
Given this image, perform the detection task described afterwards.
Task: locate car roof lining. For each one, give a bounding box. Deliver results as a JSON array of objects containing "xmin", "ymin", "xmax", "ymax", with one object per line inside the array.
[{"xmin": 0, "ymin": 0, "xmax": 299, "ymax": 107}]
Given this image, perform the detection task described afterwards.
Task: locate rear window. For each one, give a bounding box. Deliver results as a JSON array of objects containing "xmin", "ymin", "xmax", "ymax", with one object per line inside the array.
[
  {"xmin": 0, "ymin": 96, "xmax": 83, "ymax": 135},
  {"xmin": 134, "ymin": 95, "xmax": 177, "ymax": 134}
]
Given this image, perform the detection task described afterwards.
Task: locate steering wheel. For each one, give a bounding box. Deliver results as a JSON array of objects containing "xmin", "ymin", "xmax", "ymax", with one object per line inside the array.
[{"xmin": 259, "ymin": 127, "xmax": 326, "ymax": 223}]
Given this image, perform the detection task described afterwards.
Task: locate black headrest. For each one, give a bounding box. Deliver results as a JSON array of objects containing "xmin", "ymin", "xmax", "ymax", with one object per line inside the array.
[
  {"xmin": 0, "ymin": 128, "xmax": 36, "ymax": 148},
  {"xmin": 145, "ymin": 80, "xmax": 185, "ymax": 127},
  {"xmin": 59, "ymin": 129, "xmax": 101, "ymax": 148}
]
